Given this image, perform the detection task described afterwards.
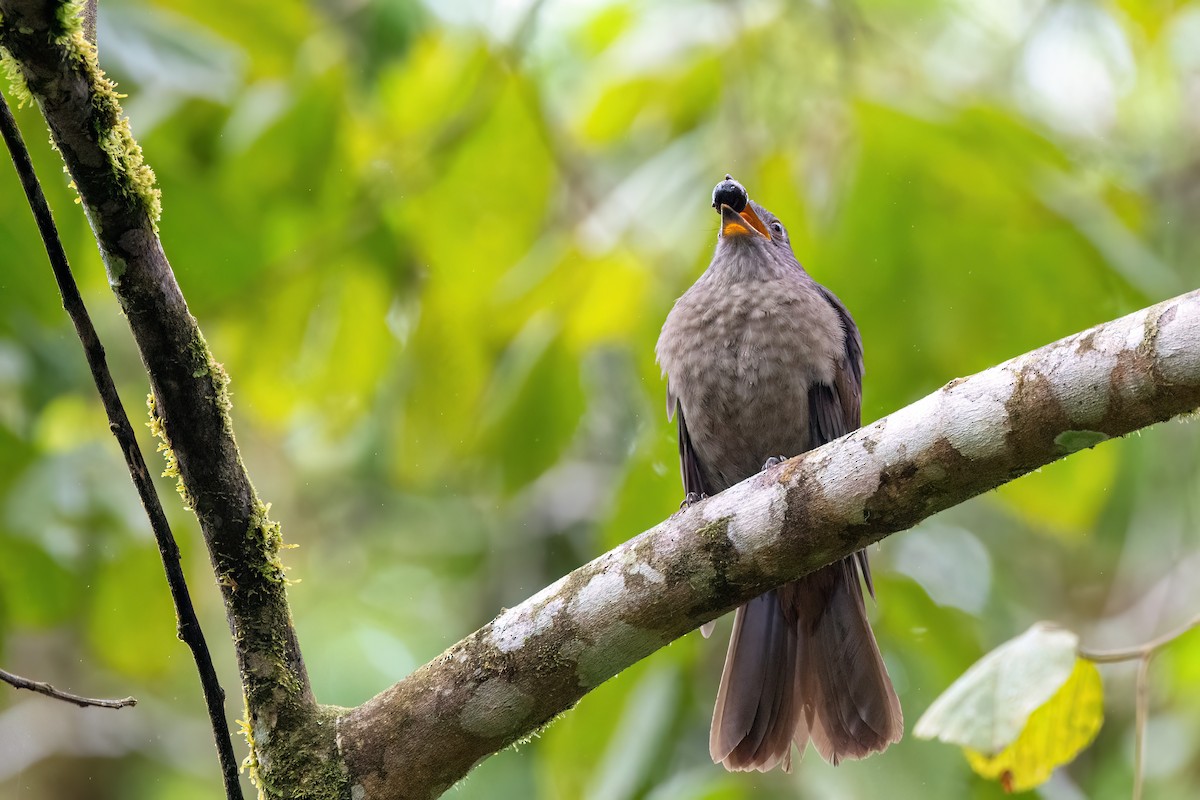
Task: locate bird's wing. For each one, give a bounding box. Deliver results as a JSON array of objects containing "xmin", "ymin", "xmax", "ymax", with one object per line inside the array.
[
  {"xmin": 666, "ymin": 379, "xmax": 710, "ymax": 499},
  {"xmin": 810, "ymin": 284, "xmax": 873, "ymax": 596},
  {"xmin": 813, "ymin": 284, "xmax": 864, "ymax": 433},
  {"xmin": 675, "ymin": 398, "xmax": 710, "ymax": 500},
  {"xmin": 671, "ymin": 386, "xmax": 719, "ymax": 637}
]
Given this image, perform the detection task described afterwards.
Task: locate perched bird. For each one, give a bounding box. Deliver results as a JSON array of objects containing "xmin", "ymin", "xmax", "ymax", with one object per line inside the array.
[{"xmin": 655, "ymin": 176, "xmax": 902, "ymax": 771}]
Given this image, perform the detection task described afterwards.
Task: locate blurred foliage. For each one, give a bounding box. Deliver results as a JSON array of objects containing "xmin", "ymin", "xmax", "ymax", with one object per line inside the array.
[{"xmin": 2, "ymin": 0, "xmax": 1200, "ymax": 798}]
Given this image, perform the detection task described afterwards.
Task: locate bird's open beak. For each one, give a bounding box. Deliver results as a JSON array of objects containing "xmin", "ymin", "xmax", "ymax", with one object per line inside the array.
[{"xmin": 720, "ymin": 203, "xmax": 771, "ymax": 240}]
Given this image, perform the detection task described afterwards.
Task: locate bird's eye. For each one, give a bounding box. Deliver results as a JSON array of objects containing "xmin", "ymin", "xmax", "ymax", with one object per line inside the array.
[{"xmin": 771, "ymin": 222, "xmax": 784, "ymax": 235}]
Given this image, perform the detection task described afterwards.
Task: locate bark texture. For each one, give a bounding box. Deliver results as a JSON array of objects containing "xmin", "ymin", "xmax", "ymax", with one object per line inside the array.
[{"xmin": 337, "ymin": 290, "xmax": 1200, "ymax": 798}]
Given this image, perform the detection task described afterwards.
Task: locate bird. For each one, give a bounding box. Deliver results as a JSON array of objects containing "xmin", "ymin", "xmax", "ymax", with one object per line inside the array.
[{"xmin": 655, "ymin": 175, "xmax": 902, "ymax": 772}]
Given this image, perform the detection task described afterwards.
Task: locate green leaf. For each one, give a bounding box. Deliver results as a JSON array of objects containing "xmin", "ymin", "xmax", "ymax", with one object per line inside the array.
[{"xmin": 1054, "ymin": 429, "xmax": 1110, "ymax": 454}]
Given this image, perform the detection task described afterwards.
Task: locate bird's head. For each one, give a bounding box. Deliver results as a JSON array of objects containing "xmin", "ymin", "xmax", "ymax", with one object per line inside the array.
[{"xmin": 709, "ymin": 175, "xmax": 797, "ymax": 275}]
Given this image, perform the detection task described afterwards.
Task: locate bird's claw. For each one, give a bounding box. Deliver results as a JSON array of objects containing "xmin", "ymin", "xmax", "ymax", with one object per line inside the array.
[
  {"xmin": 681, "ymin": 491, "xmax": 707, "ymax": 509},
  {"xmin": 761, "ymin": 455, "xmax": 788, "ymax": 470}
]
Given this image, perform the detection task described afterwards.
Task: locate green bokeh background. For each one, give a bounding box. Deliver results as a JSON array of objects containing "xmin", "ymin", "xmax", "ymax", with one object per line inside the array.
[{"xmin": 2, "ymin": 0, "xmax": 1200, "ymax": 797}]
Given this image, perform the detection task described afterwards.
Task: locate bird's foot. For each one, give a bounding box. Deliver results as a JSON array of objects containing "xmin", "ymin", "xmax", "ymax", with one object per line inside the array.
[
  {"xmin": 680, "ymin": 492, "xmax": 707, "ymax": 509},
  {"xmin": 761, "ymin": 455, "xmax": 789, "ymax": 471}
]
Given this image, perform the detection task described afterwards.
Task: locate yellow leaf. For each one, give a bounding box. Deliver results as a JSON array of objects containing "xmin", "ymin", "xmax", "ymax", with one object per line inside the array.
[
  {"xmin": 964, "ymin": 658, "xmax": 1104, "ymax": 792},
  {"xmin": 914, "ymin": 622, "xmax": 1079, "ymax": 752}
]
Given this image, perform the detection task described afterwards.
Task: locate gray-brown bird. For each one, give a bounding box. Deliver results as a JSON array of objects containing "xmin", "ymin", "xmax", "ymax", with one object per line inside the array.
[{"xmin": 656, "ymin": 176, "xmax": 902, "ymax": 771}]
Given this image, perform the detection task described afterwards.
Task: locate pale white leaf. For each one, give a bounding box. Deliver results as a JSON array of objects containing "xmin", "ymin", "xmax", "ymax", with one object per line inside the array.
[{"xmin": 914, "ymin": 622, "xmax": 1079, "ymax": 753}]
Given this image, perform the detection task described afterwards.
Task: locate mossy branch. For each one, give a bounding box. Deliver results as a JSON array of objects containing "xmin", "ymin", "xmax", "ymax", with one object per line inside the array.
[
  {"xmin": 1, "ymin": 81, "xmax": 242, "ymax": 797},
  {"xmin": 0, "ymin": 1, "xmax": 331, "ymax": 796}
]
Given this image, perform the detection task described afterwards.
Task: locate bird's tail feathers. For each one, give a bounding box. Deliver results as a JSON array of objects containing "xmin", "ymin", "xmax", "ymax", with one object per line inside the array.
[{"xmin": 710, "ymin": 558, "xmax": 902, "ymax": 771}]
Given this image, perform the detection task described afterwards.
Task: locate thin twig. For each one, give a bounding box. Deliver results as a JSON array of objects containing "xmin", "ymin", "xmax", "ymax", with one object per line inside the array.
[
  {"xmin": 0, "ymin": 89, "xmax": 244, "ymax": 800},
  {"xmin": 1078, "ymin": 613, "xmax": 1200, "ymax": 800},
  {"xmin": 1133, "ymin": 655, "xmax": 1150, "ymax": 800},
  {"xmin": 1079, "ymin": 612, "xmax": 1200, "ymax": 663},
  {"xmin": 1, "ymin": 666, "xmax": 136, "ymax": 709}
]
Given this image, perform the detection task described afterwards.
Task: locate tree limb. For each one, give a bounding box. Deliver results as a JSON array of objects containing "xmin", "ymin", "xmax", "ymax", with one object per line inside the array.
[
  {"xmin": 337, "ymin": 289, "xmax": 1200, "ymax": 799},
  {"xmin": 0, "ymin": 2, "xmax": 335, "ymax": 795}
]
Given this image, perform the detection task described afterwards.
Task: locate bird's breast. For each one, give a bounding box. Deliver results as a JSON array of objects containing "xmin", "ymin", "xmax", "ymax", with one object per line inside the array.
[{"xmin": 657, "ymin": 276, "xmax": 842, "ymax": 491}]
